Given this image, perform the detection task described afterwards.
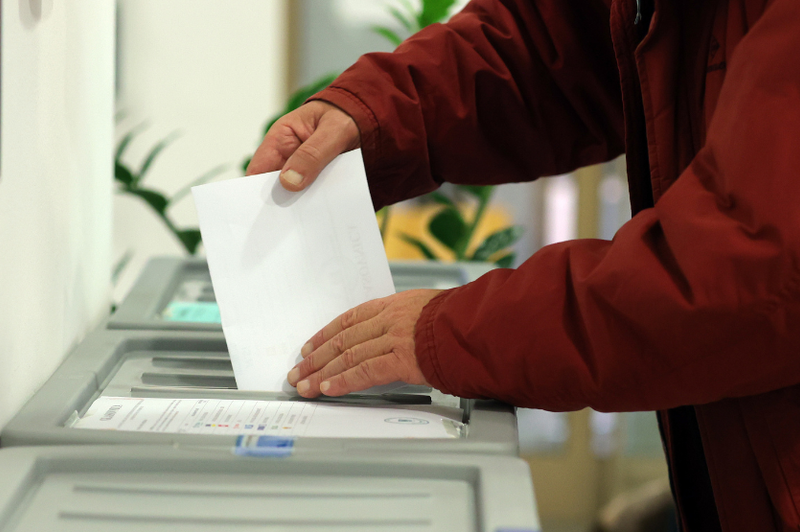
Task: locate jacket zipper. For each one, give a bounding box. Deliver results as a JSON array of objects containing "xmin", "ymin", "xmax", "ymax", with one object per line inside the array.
[
  {"xmin": 609, "ymin": 0, "xmax": 654, "ymax": 212},
  {"xmin": 634, "ymin": 0, "xmax": 642, "ymax": 24}
]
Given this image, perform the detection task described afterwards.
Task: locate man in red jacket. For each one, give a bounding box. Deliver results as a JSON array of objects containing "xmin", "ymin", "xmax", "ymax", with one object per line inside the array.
[{"xmin": 247, "ymin": 1, "xmax": 800, "ymax": 530}]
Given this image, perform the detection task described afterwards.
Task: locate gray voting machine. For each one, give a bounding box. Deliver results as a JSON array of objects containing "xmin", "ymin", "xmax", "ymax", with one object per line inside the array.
[
  {"xmin": 0, "ymin": 445, "xmax": 540, "ymax": 532},
  {"xmin": 0, "ymin": 257, "xmax": 539, "ymax": 530},
  {"xmin": 1, "ymin": 328, "xmax": 517, "ymax": 453},
  {"xmin": 107, "ymin": 257, "xmax": 495, "ymax": 332},
  {"xmin": 2, "ymin": 258, "xmax": 518, "ymax": 454}
]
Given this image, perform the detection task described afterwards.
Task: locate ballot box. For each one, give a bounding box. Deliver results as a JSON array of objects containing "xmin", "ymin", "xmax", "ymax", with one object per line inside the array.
[
  {"xmin": 0, "ymin": 445, "xmax": 540, "ymax": 532},
  {"xmin": 0, "ymin": 328, "xmax": 518, "ymax": 455},
  {"xmin": 107, "ymin": 256, "xmax": 495, "ymax": 332}
]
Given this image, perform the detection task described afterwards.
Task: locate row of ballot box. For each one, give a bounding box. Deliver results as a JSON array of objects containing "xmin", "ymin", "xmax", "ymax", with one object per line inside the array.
[{"xmin": 0, "ymin": 258, "xmax": 541, "ymax": 532}]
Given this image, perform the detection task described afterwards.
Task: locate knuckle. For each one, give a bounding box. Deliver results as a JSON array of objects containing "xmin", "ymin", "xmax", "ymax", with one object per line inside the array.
[
  {"xmin": 340, "ymin": 347, "xmax": 358, "ymax": 370},
  {"xmin": 339, "ymin": 372, "xmax": 357, "ymax": 393},
  {"xmin": 310, "ymin": 330, "xmax": 325, "ymax": 350},
  {"xmin": 264, "ymin": 119, "xmax": 283, "ymax": 136},
  {"xmin": 270, "ymin": 116, "xmax": 299, "ymax": 137},
  {"xmin": 354, "ymin": 363, "xmax": 375, "ymax": 385},
  {"xmin": 386, "ymin": 326, "xmax": 403, "ymax": 340},
  {"xmin": 330, "ymin": 332, "xmax": 348, "ymax": 356},
  {"xmin": 298, "ymin": 356, "xmax": 316, "ymax": 374},
  {"xmin": 375, "ymin": 297, "xmax": 390, "ymax": 313},
  {"xmin": 296, "ymin": 143, "xmax": 324, "ymax": 165},
  {"xmin": 340, "ymin": 308, "xmax": 359, "ymax": 329}
]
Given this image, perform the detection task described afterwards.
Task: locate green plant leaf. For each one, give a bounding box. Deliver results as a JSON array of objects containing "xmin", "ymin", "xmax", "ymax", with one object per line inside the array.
[
  {"xmin": 114, "ymin": 122, "xmax": 148, "ymax": 162},
  {"xmin": 389, "ymin": 5, "xmax": 415, "ymax": 32},
  {"xmin": 115, "ymin": 162, "xmax": 135, "ymax": 187},
  {"xmin": 128, "ymin": 188, "xmax": 169, "ymax": 215},
  {"xmin": 397, "ymin": 0, "xmax": 416, "ymax": 15},
  {"xmin": 429, "ymin": 207, "xmax": 467, "ymax": 252},
  {"xmin": 171, "ymin": 164, "xmax": 230, "ymax": 203},
  {"xmin": 399, "ymin": 233, "xmax": 438, "ymax": 260},
  {"xmin": 493, "ymin": 252, "xmax": 516, "ymax": 268},
  {"xmin": 372, "ymin": 26, "xmax": 404, "ymax": 47},
  {"xmin": 176, "ymin": 229, "xmax": 203, "ymax": 255},
  {"xmin": 241, "ymin": 156, "xmax": 252, "ymax": 174},
  {"xmin": 378, "ymin": 206, "xmax": 392, "ymax": 242},
  {"xmin": 394, "ymin": 0, "xmax": 418, "ymax": 29},
  {"xmin": 471, "ymin": 225, "xmax": 524, "ymax": 262},
  {"xmin": 287, "ymin": 73, "xmax": 338, "ymax": 110},
  {"xmin": 418, "ymin": 0, "xmax": 458, "ymax": 28},
  {"xmin": 457, "ymin": 184, "xmax": 494, "ymax": 202},
  {"xmin": 111, "ymin": 249, "xmax": 134, "ymax": 286},
  {"xmin": 137, "ymin": 131, "xmax": 180, "ymax": 184},
  {"xmin": 428, "ymin": 190, "xmax": 456, "ymax": 207}
]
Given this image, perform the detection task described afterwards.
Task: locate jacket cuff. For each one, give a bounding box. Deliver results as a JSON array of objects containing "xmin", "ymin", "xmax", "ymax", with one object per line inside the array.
[{"xmin": 414, "ymin": 288, "xmax": 458, "ymax": 395}]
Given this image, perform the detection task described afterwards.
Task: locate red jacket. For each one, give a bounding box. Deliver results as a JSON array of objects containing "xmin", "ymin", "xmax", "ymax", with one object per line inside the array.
[{"xmin": 314, "ymin": 0, "xmax": 800, "ymax": 529}]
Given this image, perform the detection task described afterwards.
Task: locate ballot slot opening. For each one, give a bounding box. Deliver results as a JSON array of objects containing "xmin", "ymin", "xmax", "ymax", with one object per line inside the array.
[
  {"xmin": 140, "ymin": 372, "xmax": 237, "ymax": 389},
  {"xmin": 100, "ymin": 342, "xmax": 435, "ymax": 403},
  {"xmin": 97, "ymin": 337, "xmax": 233, "ymax": 400},
  {"xmin": 1, "ymin": 329, "xmax": 520, "ymax": 451},
  {"xmin": 151, "ymin": 355, "xmax": 232, "ymax": 370},
  {"xmin": 70, "ymin": 334, "xmax": 466, "ymax": 440}
]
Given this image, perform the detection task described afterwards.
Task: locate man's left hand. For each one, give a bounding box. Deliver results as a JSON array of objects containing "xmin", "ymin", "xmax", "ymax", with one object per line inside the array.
[{"xmin": 286, "ymin": 289, "xmax": 441, "ymax": 397}]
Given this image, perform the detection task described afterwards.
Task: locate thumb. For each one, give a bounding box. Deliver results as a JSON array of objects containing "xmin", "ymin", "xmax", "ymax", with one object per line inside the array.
[{"xmin": 280, "ymin": 109, "xmax": 360, "ymax": 191}]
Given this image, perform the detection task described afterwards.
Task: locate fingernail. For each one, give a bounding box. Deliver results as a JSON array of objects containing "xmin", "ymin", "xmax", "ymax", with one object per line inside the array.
[
  {"xmin": 282, "ymin": 169, "xmax": 303, "ymax": 187},
  {"xmin": 320, "ymin": 381, "xmax": 330, "ymax": 394},
  {"xmin": 287, "ymin": 367, "xmax": 300, "ymax": 385},
  {"xmin": 297, "ymin": 380, "xmax": 310, "ymax": 394},
  {"xmin": 301, "ymin": 342, "xmax": 313, "ymax": 357}
]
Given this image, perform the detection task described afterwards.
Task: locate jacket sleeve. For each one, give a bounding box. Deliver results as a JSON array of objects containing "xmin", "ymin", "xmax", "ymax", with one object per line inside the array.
[
  {"xmin": 311, "ymin": 0, "xmax": 624, "ymax": 209},
  {"xmin": 416, "ymin": 0, "xmax": 800, "ymax": 412}
]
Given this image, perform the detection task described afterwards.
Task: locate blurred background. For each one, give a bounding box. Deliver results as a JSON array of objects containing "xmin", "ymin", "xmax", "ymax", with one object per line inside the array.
[{"xmin": 1, "ymin": 1, "xmax": 670, "ymax": 531}]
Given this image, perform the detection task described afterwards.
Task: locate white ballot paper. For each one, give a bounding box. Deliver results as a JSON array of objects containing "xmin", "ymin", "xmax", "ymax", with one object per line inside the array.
[
  {"xmin": 193, "ymin": 150, "xmax": 395, "ymax": 391},
  {"xmin": 73, "ymin": 397, "xmax": 460, "ymax": 439}
]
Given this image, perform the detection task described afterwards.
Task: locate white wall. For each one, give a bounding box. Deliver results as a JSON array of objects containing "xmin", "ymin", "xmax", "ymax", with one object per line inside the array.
[
  {"xmin": 114, "ymin": 0, "xmax": 289, "ymax": 301},
  {"xmin": 0, "ymin": 1, "xmax": 115, "ymax": 429}
]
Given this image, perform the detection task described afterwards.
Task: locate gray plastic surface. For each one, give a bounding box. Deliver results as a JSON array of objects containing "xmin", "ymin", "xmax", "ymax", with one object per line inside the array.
[
  {"xmin": 108, "ymin": 257, "xmax": 495, "ymax": 331},
  {"xmin": 0, "ymin": 445, "xmax": 540, "ymax": 531},
  {"xmin": 1, "ymin": 329, "xmax": 518, "ymax": 454}
]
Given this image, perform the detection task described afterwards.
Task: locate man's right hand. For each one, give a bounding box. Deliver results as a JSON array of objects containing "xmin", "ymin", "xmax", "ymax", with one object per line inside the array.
[{"xmin": 245, "ymin": 100, "xmax": 361, "ymax": 191}]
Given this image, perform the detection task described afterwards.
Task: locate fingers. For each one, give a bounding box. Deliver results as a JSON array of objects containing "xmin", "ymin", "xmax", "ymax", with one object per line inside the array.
[
  {"xmin": 278, "ymin": 108, "xmax": 360, "ymax": 191},
  {"xmin": 300, "ymin": 298, "xmax": 388, "ymax": 360},
  {"xmin": 287, "ymin": 314, "xmax": 385, "ymax": 388},
  {"xmin": 285, "ymin": 290, "xmax": 440, "ymax": 398},
  {"xmin": 245, "ymin": 101, "xmax": 360, "ymax": 191},
  {"xmin": 245, "ymin": 125, "xmax": 300, "ymax": 176},
  {"xmin": 318, "ymin": 354, "xmax": 406, "ymax": 397},
  {"xmin": 294, "ymin": 337, "xmax": 392, "ymax": 397}
]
